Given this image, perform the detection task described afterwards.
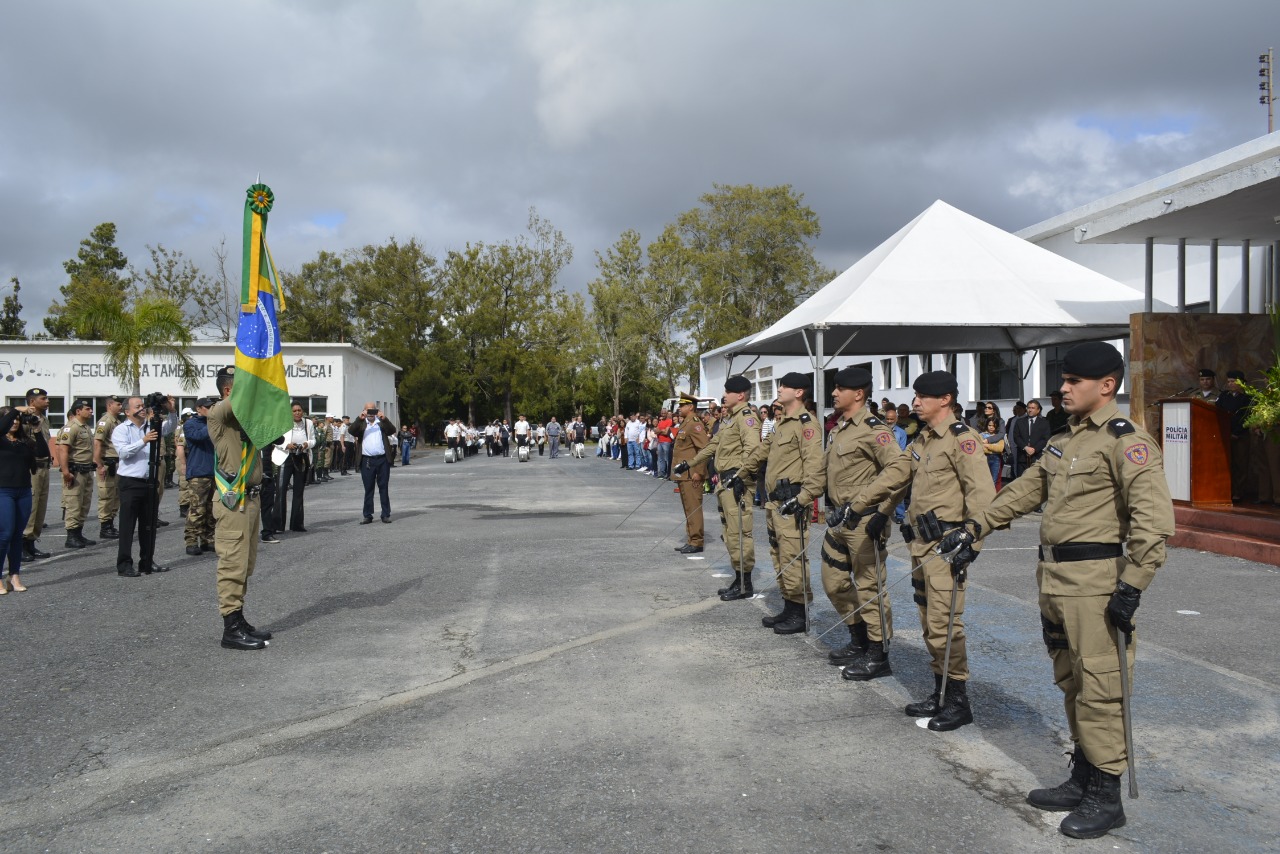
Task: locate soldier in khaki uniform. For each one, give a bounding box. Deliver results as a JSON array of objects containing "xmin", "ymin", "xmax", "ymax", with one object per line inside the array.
[
  {"xmin": 848, "ymin": 371, "xmax": 994, "ymax": 731},
  {"xmin": 93, "ymin": 396, "xmax": 123, "ymax": 540},
  {"xmin": 22, "ymin": 388, "xmax": 56, "ymax": 561},
  {"xmin": 812, "ymin": 366, "xmax": 904, "ymax": 680},
  {"xmin": 678, "ymin": 376, "xmax": 762, "ymax": 600},
  {"xmin": 730, "ymin": 372, "xmax": 824, "ymax": 635},
  {"xmin": 947, "ymin": 342, "xmax": 1174, "ymax": 839},
  {"xmin": 57, "ymin": 399, "xmax": 98, "ymax": 549},
  {"xmin": 208, "ymin": 367, "xmax": 272, "ymax": 651},
  {"xmin": 670, "ymin": 392, "xmax": 710, "ymax": 554}
]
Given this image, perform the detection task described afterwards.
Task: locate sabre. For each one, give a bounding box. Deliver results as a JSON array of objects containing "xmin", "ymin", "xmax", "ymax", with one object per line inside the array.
[
  {"xmin": 614, "ymin": 476, "xmax": 673, "ymax": 531},
  {"xmin": 798, "ymin": 512, "xmax": 811, "ymax": 633},
  {"xmin": 873, "ymin": 535, "xmax": 891, "ymax": 649},
  {"xmin": 938, "ymin": 578, "xmax": 961, "ymax": 710},
  {"xmin": 1116, "ymin": 627, "xmax": 1139, "ymax": 798}
]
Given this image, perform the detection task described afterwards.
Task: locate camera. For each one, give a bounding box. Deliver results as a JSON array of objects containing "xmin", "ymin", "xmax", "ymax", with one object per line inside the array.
[
  {"xmin": 20, "ymin": 413, "xmax": 40, "ymax": 426},
  {"xmin": 144, "ymin": 391, "xmax": 169, "ymax": 416}
]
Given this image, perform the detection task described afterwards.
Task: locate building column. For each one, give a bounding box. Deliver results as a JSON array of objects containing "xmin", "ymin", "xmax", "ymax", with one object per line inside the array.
[
  {"xmin": 1144, "ymin": 237, "xmax": 1154, "ymax": 313},
  {"xmin": 1176, "ymin": 237, "xmax": 1186, "ymax": 312},
  {"xmin": 1242, "ymin": 239, "xmax": 1251, "ymax": 314},
  {"xmin": 1209, "ymin": 238, "xmax": 1219, "ymax": 314}
]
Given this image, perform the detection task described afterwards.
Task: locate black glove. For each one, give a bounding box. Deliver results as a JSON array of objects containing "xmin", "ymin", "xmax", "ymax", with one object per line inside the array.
[
  {"xmin": 825, "ymin": 504, "xmax": 850, "ymax": 528},
  {"xmin": 731, "ymin": 478, "xmax": 746, "ymax": 504},
  {"xmin": 672, "ymin": 461, "xmax": 690, "ymax": 476},
  {"xmin": 779, "ymin": 496, "xmax": 803, "ymax": 518},
  {"xmin": 936, "ymin": 520, "xmax": 982, "ymax": 561},
  {"xmin": 1107, "ymin": 581, "xmax": 1141, "ymax": 639},
  {"xmin": 864, "ymin": 511, "xmax": 889, "ymax": 540},
  {"xmin": 950, "ymin": 560, "xmax": 969, "ymax": 584}
]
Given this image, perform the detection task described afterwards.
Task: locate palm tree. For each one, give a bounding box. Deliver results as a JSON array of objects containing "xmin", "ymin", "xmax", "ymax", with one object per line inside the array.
[{"xmin": 64, "ymin": 286, "xmax": 200, "ymax": 395}]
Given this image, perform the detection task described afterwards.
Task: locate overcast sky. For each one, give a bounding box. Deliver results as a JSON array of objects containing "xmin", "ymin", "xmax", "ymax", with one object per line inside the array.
[{"xmin": 2, "ymin": 0, "xmax": 1275, "ymax": 328}]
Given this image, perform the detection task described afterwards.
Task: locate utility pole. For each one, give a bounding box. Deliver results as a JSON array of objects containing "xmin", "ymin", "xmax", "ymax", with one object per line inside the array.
[{"xmin": 1262, "ymin": 48, "xmax": 1275, "ymax": 134}]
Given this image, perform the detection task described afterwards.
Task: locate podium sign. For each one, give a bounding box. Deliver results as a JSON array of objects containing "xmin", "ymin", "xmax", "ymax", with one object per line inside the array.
[{"xmin": 1157, "ymin": 397, "xmax": 1231, "ymax": 508}]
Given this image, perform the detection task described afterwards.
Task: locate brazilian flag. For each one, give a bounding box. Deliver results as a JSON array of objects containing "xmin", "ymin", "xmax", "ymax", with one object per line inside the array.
[{"xmin": 233, "ymin": 183, "xmax": 293, "ymax": 448}]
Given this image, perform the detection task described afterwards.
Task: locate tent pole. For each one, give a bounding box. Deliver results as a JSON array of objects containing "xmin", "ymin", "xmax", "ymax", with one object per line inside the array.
[{"xmin": 812, "ymin": 325, "xmax": 827, "ymax": 435}]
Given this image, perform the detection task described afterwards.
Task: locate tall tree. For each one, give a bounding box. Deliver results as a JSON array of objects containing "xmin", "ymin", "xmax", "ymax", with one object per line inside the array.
[
  {"xmin": 640, "ymin": 225, "xmax": 695, "ymax": 398},
  {"xmin": 201, "ymin": 238, "xmax": 240, "ymax": 341},
  {"xmin": 45, "ymin": 222, "xmax": 131, "ymax": 339},
  {"xmin": 134, "ymin": 243, "xmax": 234, "ymax": 339},
  {"xmin": 587, "ymin": 229, "xmax": 648, "ymax": 415},
  {"xmin": 61, "ymin": 290, "xmax": 198, "ymax": 395},
  {"xmin": 1, "ymin": 277, "xmax": 26, "ymax": 340},
  {"xmin": 279, "ymin": 250, "xmax": 355, "ymax": 344},
  {"xmin": 675, "ymin": 184, "xmax": 834, "ymax": 359}
]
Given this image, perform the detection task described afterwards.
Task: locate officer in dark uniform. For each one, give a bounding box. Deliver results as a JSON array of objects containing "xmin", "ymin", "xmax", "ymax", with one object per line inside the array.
[{"xmin": 945, "ymin": 342, "xmax": 1174, "ymax": 839}]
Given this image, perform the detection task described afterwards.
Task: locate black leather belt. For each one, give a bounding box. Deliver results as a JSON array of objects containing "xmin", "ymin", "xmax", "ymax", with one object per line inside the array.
[
  {"xmin": 769, "ymin": 483, "xmax": 801, "ymax": 503},
  {"xmin": 1039, "ymin": 543, "xmax": 1124, "ymax": 562}
]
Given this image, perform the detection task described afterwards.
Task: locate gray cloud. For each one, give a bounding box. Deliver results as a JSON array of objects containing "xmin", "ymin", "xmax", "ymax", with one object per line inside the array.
[{"xmin": 2, "ymin": 0, "xmax": 1274, "ymax": 326}]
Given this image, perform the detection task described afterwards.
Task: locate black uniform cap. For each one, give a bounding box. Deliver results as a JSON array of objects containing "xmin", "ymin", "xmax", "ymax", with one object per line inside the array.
[
  {"xmin": 72, "ymin": 398, "xmax": 92, "ymax": 410},
  {"xmin": 833, "ymin": 366, "xmax": 872, "ymax": 389},
  {"xmin": 724, "ymin": 375, "xmax": 752, "ymax": 394},
  {"xmin": 1061, "ymin": 342, "xmax": 1125, "ymax": 379},
  {"xmin": 913, "ymin": 371, "xmax": 958, "ymax": 398},
  {"xmin": 1198, "ymin": 368, "xmax": 1216, "ymax": 378},
  {"xmin": 777, "ymin": 372, "xmax": 812, "ymax": 391},
  {"xmin": 1226, "ymin": 369, "xmax": 1245, "ymax": 381},
  {"xmin": 217, "ymin": 365, "xmax": 236, "ymax": 380},
  {"xmin": 25, "ymin": 387, "xmax": 47, "ymax": 399}
]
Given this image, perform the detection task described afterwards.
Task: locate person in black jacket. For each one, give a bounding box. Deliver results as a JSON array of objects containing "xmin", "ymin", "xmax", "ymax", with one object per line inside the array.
[
  {"xmin": 1011, "ymin": 399, "xmax": 1052, "ymax": 475},
  {"xmin": 349, "ymin": 403, "xmax": 397, "ymax": 524},
  {"xmin": 0, "ymin": 406, "xmax": 38, "ymax": 593}
]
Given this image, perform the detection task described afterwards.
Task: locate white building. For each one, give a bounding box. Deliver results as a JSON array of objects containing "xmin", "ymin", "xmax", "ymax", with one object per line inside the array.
[{"xmin": 0, "ymin": 341, "xmax": 400, "ymax": 428}]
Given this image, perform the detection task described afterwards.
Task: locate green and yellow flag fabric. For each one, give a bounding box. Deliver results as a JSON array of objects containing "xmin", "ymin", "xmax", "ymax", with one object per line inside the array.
[{"xmin": 232, "ymin": 183, "xmax": 293, "ymax": 448}]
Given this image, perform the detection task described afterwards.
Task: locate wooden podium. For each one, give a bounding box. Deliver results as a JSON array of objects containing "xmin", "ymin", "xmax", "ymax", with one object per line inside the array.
[{"xmin": 1158, "ymin": 397, "xmax": 1231, "ymax": 508}]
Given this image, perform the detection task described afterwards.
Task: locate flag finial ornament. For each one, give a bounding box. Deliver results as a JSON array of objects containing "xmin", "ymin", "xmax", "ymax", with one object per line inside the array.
[{"xmin": 247, "ymin": 183, "xmax": 274, "ymax": 215}]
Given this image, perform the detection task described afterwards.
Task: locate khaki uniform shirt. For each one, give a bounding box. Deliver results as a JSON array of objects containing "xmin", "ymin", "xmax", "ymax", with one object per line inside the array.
[
  {"xmin": 818, "ymin": 408, "xmax": 905, "ymax": 513},
  {"xmin": 94, "ymin": 412, "xmax": 120, "ymax": 460},
  {"xmin": 690, "ymin": 401, "xmax": 762, "ymax": 474},
  {"xmin": 671, "ymin": 412, "xmax": 711, "ymax": 479},
  {"xmin": 57, "ymin": 417, "xmax": 96, "ymax": 466},
  {"xmin": 33, "ymin": 414, "xmax": 53, "ymax": 462},
  {"xmin": 207, "ymin": 398, "xmax": 263, "ymax": 487},
  {"xmin": 976, "ymin": 401, "xmax": 1174, "ymax": 596},
  {"xmin": 852, "ymin": 416, "xmax": 994, "ymax": 547},
  {"xmin": 741, "ymin": 408, "xmax": 824, "ymax": 501}
]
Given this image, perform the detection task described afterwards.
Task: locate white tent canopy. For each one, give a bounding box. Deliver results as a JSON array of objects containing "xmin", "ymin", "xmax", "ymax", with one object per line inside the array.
[{"xmin": 733, "ymin": 200, "xmax": 1169, "ymax": 405}]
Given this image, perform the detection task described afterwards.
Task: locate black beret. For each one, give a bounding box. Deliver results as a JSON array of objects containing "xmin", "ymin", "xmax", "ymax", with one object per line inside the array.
[
  {"xmin": 196, "ymin": 396, "xmax": 216, "ymax": 409},
  {"xmin": 777, "ymin": 371, "xmax": 812, "ymax": 391},
  {"xmin": 833, "ymin": 366, "xmax": 872, "ymax": 389},
  {"xmin": 72, "ymin": 398, "xmax": 92, "ymax": 410},
  {"xmin": 217, "ymin": 365, "xmax": 236, "ymax": 379},
  {"xmin": 913, "ymin": 371, "xmax": 958, "ymax": 398},
  {"xmin": 1226, "ymin": 369, "xmax": 1245, "ymax": 381},
  {"xmin": 25, "ymin": 387, "xmax": 47, "ymax": 398},
  {"xmin": 1198, "ymin": 368, "xmax": 1216, "ymax": 378},
  {"xmin": 1062, "ymin": 342, "xmax": 1125, "ymax": 379},
  {"xmin": 724, "ymin": 375, "xmax": 752, "ymax": 394}
]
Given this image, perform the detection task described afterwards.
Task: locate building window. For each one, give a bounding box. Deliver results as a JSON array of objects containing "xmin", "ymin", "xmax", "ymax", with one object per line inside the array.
[
  {"xmin": 919, "ymin": 354, "xmax": 933, "ymax": 373},
  {"xmin": 880, "ymin": 359, "xmax": 892, "ymax": 388},
  {"xmin": 1042, "ymin": 346, "xmax": 1069, "ymax": 396},
  {"xmin": 943, "ymin": 354, "xmax": 956, "ymax": 375},
  {"xmin": 896, "ymin": 356, "xmax": 909, "ymax": 388},
  {"xmin": 977, "ymin": 351, "xmax": 1020, "ymax": 401}
]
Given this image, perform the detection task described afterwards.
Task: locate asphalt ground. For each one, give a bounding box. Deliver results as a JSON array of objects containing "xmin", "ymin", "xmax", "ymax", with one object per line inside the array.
[{"xmin": 0, "ymin": 447, "xmax": 1276, "ymax": 853}]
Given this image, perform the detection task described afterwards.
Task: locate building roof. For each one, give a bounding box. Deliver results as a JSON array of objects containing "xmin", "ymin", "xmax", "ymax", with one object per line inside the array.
[
  {"xmin": 11, "ymin": 340, "xmax": 402, "ymax": 371},
  {"xmin": 1016, "ymin": 130, "xmax": 1280, "ymax": 247}
]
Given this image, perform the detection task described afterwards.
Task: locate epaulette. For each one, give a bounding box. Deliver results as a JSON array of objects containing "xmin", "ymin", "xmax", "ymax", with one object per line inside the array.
[
  {"xmin": 1051, "ymin": 423, "xmax": 1070, "ymax": 436},
  {"xmin": 1107, "ymin": 418, "xmax": 1136, "ymax": 437},
  {"xmin": 799, "ymin": 412, "xmax": 811, "ymax": 423},
  {"xmin": 949, "ymin": 422, "xmax": 969, "ymax": 436},
  {"xmin": 865, "ymin": 415, "xmax": 884, "ymax": 427}
]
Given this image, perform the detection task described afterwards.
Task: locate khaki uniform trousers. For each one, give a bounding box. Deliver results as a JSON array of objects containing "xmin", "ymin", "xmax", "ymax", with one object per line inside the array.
[
  {"xmin": 97, "ymin": 468, "xmax": 119, "ymax": 524},
  {"xmin": 1038, "ymin": 592, "xmax": 1135, "ymax": 776},
  {"xmin": 765, "ymin": 502, "xmax": 812, "ymax": 605},
  {"xmin": 184, "ymin": 477, "xmax": 215, "ymax": 547},
  {"xmin": 822, "ymin": 523, "xmax": 892, "ymax": 642},
  {"xmin": 24, "ymin": 465, "xmax": 50, "ymax": 539},
  {"xmin": 677, "ymin": 479, "xmax": 705, "ymax": 548},
  {"xmin": 63, "ymin": 470, "xmax": 94, "ymax": 530},
  {"xmin": 715, "ymin": 485, "xmax": 754, "ymax": 574},
  {"xmin": 214, "ymin": 495, "xmax": 260, "ymax": 617},
  {"xmin": 910, "ymin": 540, "xmax": 967, "ymax": 681},
  {"xmin": 178, "ymin": 469, "xmax": 193, "ymax": 510}
]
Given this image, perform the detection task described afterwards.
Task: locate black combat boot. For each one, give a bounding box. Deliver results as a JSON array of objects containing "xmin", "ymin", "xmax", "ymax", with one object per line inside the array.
[
  {"xmin": 841, "ymin": 641, "xmax": 892, "ymax": 681},
  {"xmin": 73, "ymin": 527, "xmax": 96, "ymax": 547},
  {"xmin": 1059, "ymin": 767, "xmax": 1125, "ymax": 839},
  {"xmin": 717, "ymin": 573, "xmax": 741, "ymax": 597},
  {"xmin": 23, "ymin": 539, "xmax": 49, "ymax": 560},
  {"xmin": 761, "ymin": 601, "xmax": 789, "ymax": 628},
  {"xmin": 221, "ymin": 611, "xmax": 267, "ymax": 651},
  {"xmin": 828, "ymin": 621, "xmax": 869, "ymax": 665},
  {"xmin": 927, "ymin": 679, "xmax": 973, "ymax": 731},
  {"xmin": 99, "ymin": 523, "xmax": 119, "ymax": 540},
  {"xmin": 718, "ymin": 572, "xmax": 754, "ymax": 601},
  {"xmin": 64, "ymin": 529, "xmax": 85, "ymax": 549},
  {"xmin": 240, "ymin": 613, "xmax": 273, "ymax": 640},
  {"xmin": 905, "ymin": 674, "xmax": 943, "ymax": 717},
  {"xmin": 772, "ymin": 600, "xmax": 808, "ymax": 635},
  {"xmin": 1028, "ymin": 747, "xmax": 1093, "ymax": 811}
]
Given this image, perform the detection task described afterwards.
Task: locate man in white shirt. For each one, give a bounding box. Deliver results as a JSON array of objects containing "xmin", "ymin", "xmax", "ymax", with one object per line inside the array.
[
  {"xmin": 340, "ymin": 415, "xmax": 356, "ymax": 475},
  {"xmin": 111, "ymin": 395, "xmax": 178, "ymax": 577},
  {"xmin": 513, "ymin": 415, "xmax": 531, "ymax": 454},
  {"xmin": 349, "ymin": 402, "xmax": 396, "ymax": 523},
  {"xmin": 276, "ymin": 403, "xmax": 315, "ymax": 533},
  {"xmin": 444, "ymin": 418, "xmax": 462, "ymax": 461},
  {"xmin": 625, "ymin": 414, "xmax": 644, "ymax": 470}
]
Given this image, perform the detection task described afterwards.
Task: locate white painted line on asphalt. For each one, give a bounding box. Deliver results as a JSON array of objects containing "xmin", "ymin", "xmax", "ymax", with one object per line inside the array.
[
  {"xmin": 686, "ymin": 556, "xmax": 704, "ymax": 561},
  {"xmin": 1177, "ymin": 610, "xmax": 1201, "ymax": 615},
  {"xmin": 915, "ymin": 717, "xmax": 931, "ymax": 729},
  {"xmin": 711, "ymin": 572, "xmax": 732, "ymax": 578}
]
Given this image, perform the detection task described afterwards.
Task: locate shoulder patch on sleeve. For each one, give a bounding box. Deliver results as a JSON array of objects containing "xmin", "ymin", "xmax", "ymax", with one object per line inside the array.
[
  {"xmin": 802, "ymin": 427, "xmax": 816, "ymax": 440},
  {"xmin": 97, "ymin": 420, "xmax": 107, "ymax": 427},
  {"xmin": 1108, "ymin": 418, "xmax": 1136, "ymax": 437},
  {"xmin": 865, "ymin": 415, "xmax": 883, "ymax": 427},
  {"xmin": 949, "ymin": 422, "xmax": 968, "ymax": 436},
  {"xmin": 959, "ymin": 438, "xmax": 977, "ymax": 455},
  {"xmin": 798, "ymin": 412, "xmax": 811, "ymax": 423},
  {"xmin": 1123, "ymin": 443, "xmax": 1149, "ymax": 465},
  {"xmin": 876, "ymin": 432, "xmax": 892, "ymax": 446}
]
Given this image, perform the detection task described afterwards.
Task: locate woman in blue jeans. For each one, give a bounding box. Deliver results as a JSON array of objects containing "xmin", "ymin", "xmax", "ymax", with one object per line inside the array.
[{"xmin": 0, "ymin": 406, "xmax": 37, "ymax": 594}]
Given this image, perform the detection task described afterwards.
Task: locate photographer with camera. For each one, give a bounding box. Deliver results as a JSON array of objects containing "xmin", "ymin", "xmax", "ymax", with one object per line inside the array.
[
  {"xmin": 349, "ymin": 402, "xmax": 396, "ymax": 524},
  {"xmin": 110, "ymin": 393, "xmax": 177, "ymax": 577},
  {"xmin": 57, "ymin": 399, "xmax": 98, "ymax": 549},
  {"xmin": 274, "ymin": 403, "xmax": 315, "ymax": 533}
]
